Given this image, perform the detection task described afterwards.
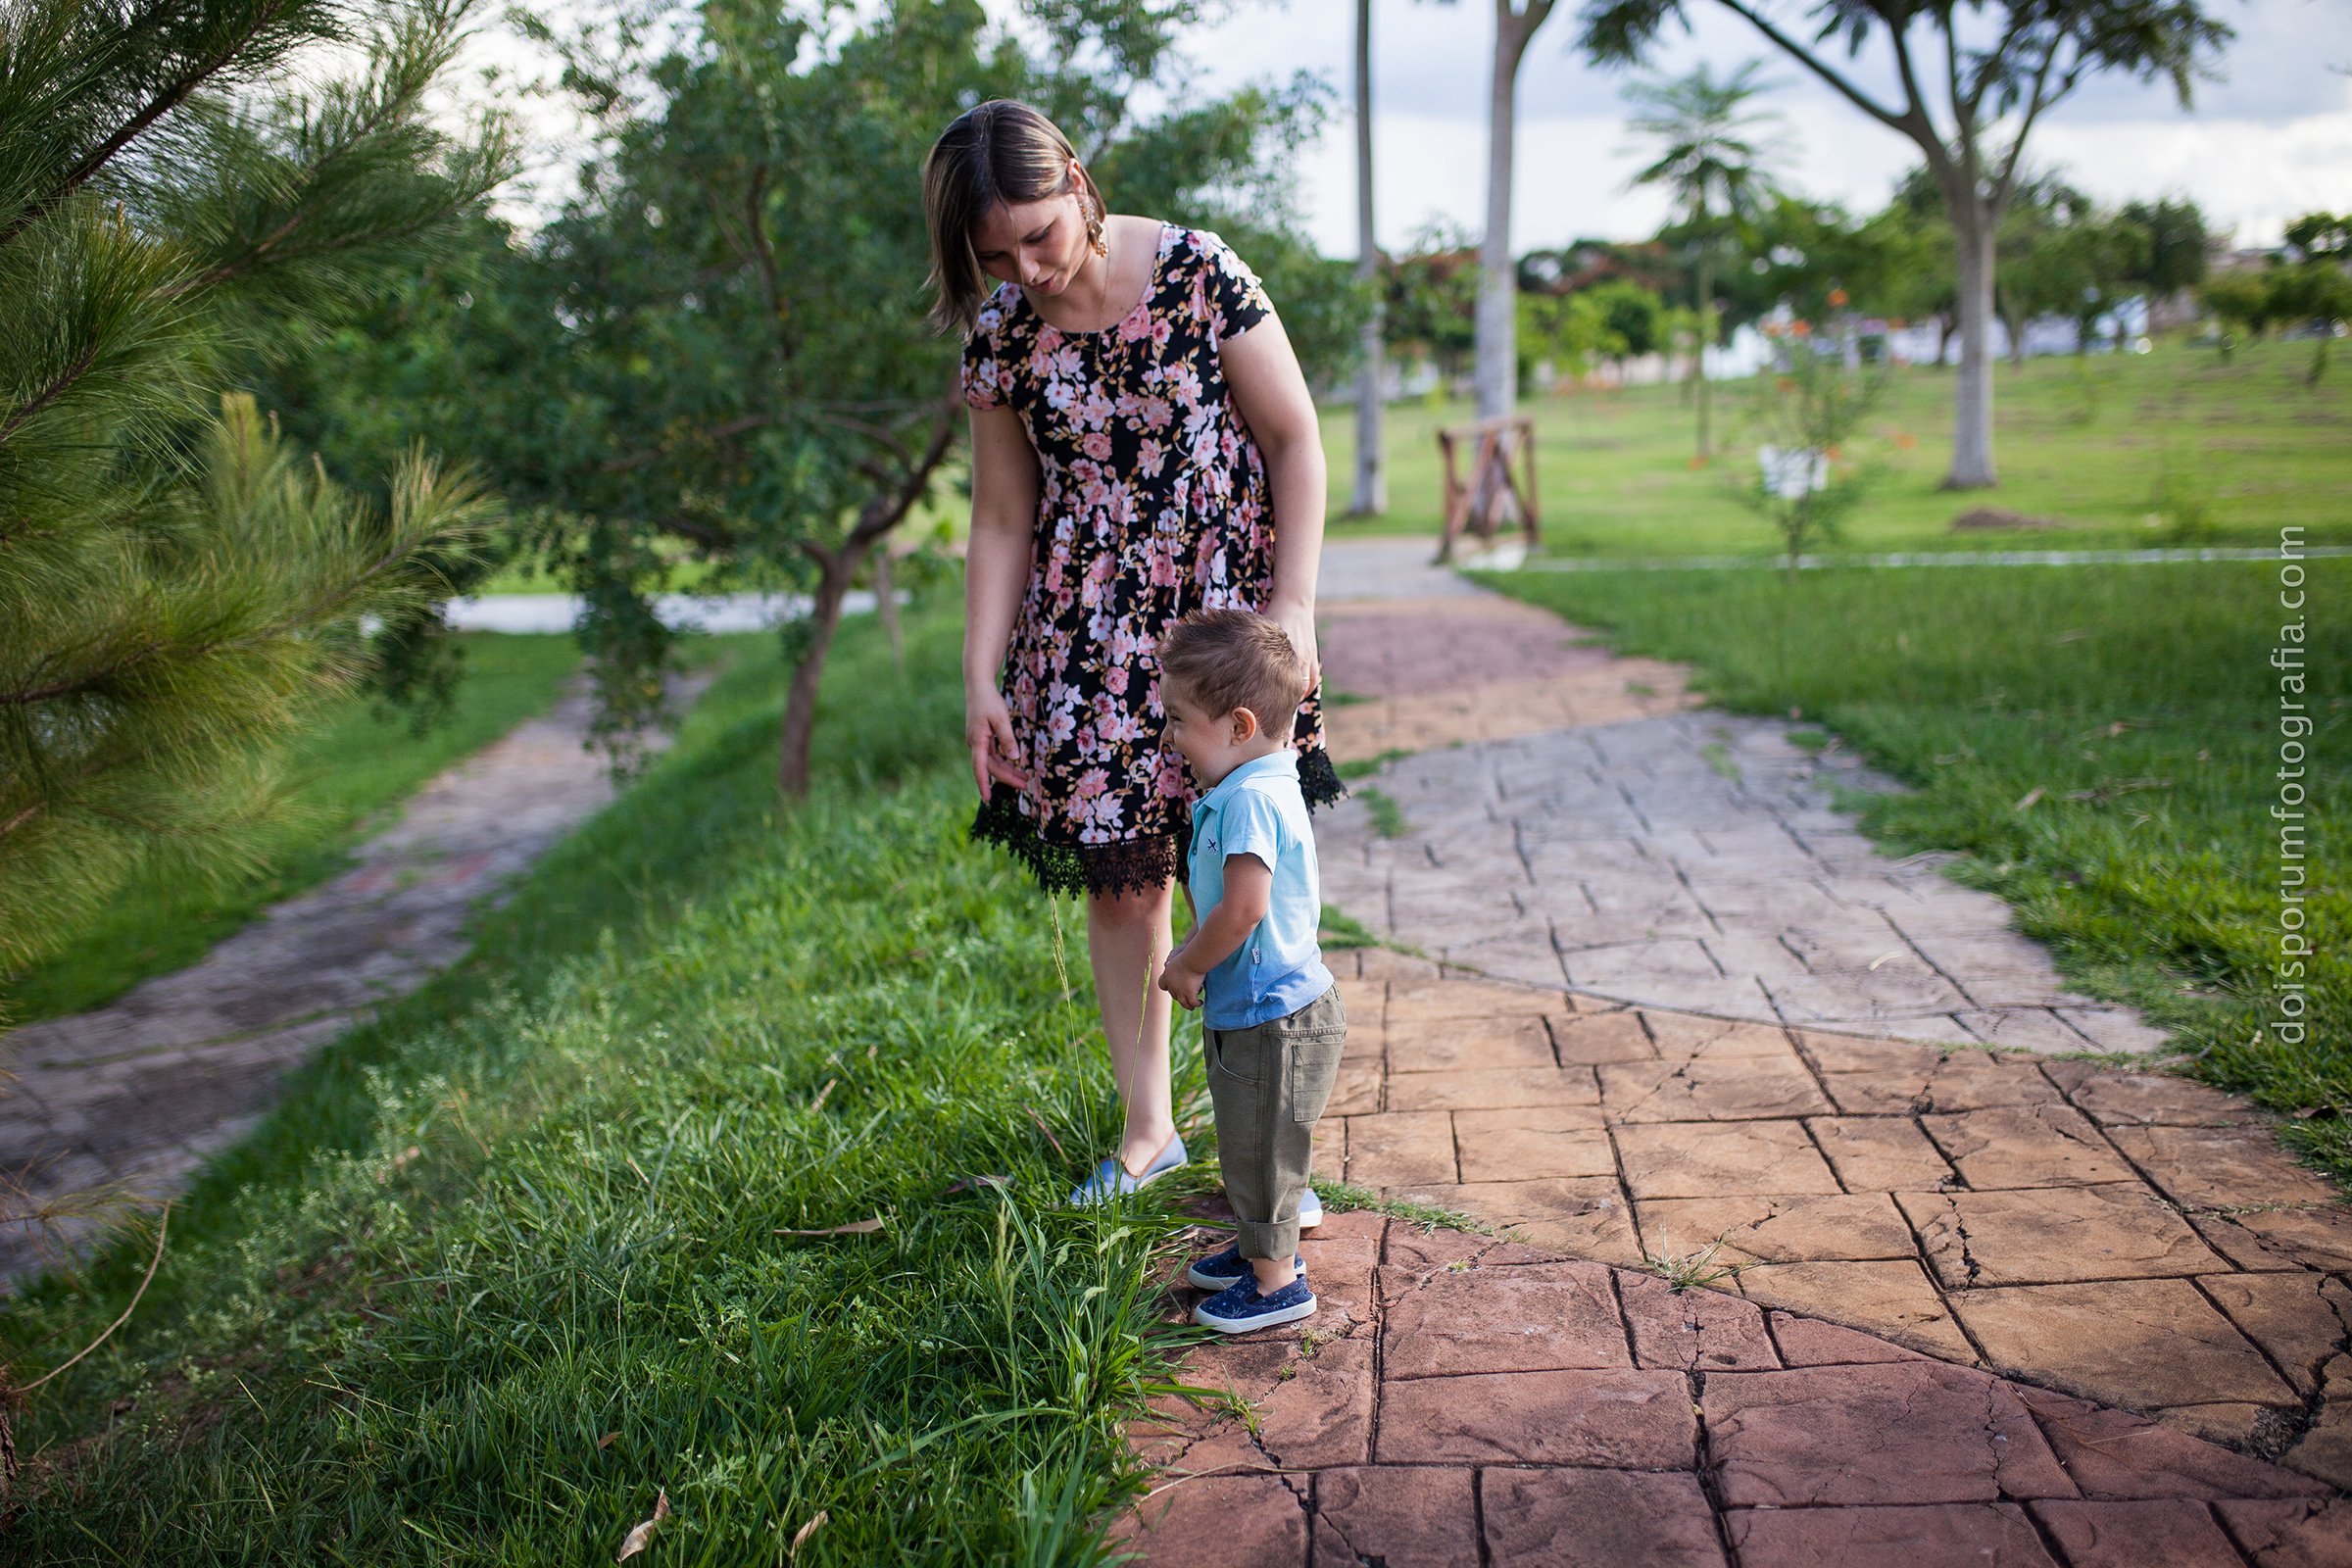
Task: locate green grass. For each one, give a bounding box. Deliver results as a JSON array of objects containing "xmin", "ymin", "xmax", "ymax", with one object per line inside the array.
[
  {"xmin": 1488, "ymin": 562, "xmax": 2351, "ymax": 1182},
  {"xmin": 2, "ymin": 634, "xmax": 583, "ymax": 1026},
  {"xmin": 1327, "ymin": 337, "xmax": 2352, "ymax": 556},
  {"xmin": 4, "ymin": 606, "xmax": 1205, "ymax": 1565}
]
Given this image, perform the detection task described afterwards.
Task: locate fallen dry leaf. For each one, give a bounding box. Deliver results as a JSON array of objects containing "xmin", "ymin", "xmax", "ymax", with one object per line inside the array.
[
  {"xmin": 2013, "ymin": 786, "xmax": 2045, "ymax": 812},
  {"xmin": 616, "ymin": 1489, "xmax": 668, "ymax": 1562},
  {"xmin": 597, "ymin": 1432, "xmax": 620, "ymax": 1450},
  {"xmin": 809, "ymin": 1078, "xmax": 837, "ymax": 1113},
  {"xmin": 772, "ymin": 1217, "xmax": 885, "ymax": 1237},
  {"xmin": 943, "ymin": 1175, "xmax": 1012, "ymax": 1196},
  {"xmin": 789, "ymin": 1510, "xmax": 830, "ymax": 1558}
]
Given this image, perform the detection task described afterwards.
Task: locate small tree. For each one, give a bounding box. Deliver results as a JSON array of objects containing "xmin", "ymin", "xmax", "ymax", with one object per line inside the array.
[
  {"xmin": 1622, "ymin": 59, "xmax": 1784, "ymax": 457},
  {"xmin": 1580, "ymin": 0, "xmax": 2232, "ymax": 490},
  {"xmin": 0, "ymin": 0, "xmax": 512, "ymax": 975},
  {"xmin": 1738, "ymin": 336, "xmax": 1885, "ymax": 577},
  {"xmin": 1476, "ymin": 0, "xmax": 1560, "ymax": 418}
]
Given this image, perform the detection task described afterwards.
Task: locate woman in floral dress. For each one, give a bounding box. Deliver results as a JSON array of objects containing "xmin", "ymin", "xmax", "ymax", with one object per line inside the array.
[{"xmin": 924, "ymin": 101, "xmax": 1340, "ymax": 1203}]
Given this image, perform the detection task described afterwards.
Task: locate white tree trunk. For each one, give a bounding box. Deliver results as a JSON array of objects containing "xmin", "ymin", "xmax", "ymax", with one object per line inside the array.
[
  {"xmin": 1349, "ymin": 0, "xmax": 1386, "ymax": 515},
  {"xmin": 1476, "ymin": 0, "xmax": 1552, "ymax": 419},
  {"xmin": 1948, "ymin": 206, "xmax": 1998, "ymax": 488}
]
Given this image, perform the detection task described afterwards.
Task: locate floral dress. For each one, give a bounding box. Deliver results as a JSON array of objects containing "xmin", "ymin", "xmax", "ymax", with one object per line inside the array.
[{"xmin": 963, "ymin": 224, "xmax": 1342, "ymax": 898}]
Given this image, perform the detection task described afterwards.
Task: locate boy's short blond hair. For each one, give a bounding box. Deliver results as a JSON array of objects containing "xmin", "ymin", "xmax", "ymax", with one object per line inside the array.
[{"xmin": 1159, "ymin": 609, "xmax": 1308, "ymax": 729}]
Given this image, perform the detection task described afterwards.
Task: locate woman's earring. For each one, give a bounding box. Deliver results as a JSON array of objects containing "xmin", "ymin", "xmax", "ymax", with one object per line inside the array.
[{"xmin": 1083, "ymin": 195, "xmax": 1107, "ymax": 259}]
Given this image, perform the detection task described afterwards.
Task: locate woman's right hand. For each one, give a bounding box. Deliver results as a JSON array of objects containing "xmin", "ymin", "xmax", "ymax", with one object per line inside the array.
[{"xmin": 967, "ymin": 686, "xmax": 1034, "ymax": 799}]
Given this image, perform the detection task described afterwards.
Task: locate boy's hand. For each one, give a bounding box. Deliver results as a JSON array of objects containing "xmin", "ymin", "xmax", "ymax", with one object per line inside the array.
[{"xmin": 1157, "ymin": 956, "xmax": 1205, "ymax": 1011}]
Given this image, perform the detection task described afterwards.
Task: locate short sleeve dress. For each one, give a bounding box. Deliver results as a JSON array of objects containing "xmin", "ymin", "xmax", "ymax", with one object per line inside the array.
[{"xmin": 963, "ymin": 224, "xmax": 1343, "ymax": 898}]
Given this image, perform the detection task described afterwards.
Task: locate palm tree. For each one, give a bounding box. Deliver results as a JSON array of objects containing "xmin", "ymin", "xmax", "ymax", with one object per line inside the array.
[
  {"xmin": 1623, "ymin": 60, "xmax": 1785, "ymax": 458},
  {"xmin": 1474, "ymin": 0, "xmax": 1557, "ymax": 419},
  {"xmin": 1349, "ymin": 0, "xmax": 1386, "ymax": 515}
]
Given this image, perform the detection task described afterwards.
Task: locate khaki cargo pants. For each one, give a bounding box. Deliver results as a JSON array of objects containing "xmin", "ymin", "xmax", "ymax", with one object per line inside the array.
[{"xmin": 1205, "ymin": 984, "xmax": 1348, "ymax": 1260}]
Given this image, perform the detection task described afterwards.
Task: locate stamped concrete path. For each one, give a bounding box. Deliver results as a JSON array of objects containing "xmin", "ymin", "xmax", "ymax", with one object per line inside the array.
[
  {"xmin": 0, "ymin": 674, "xmax": 709, "ymax": 1281},
  {"xmin": 1121, "ymin": 546, "xmax": 2350, "ymax": 1563}
]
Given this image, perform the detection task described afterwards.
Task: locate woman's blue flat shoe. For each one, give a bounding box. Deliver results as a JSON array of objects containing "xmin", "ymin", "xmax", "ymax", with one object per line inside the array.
[{"xmin": 1068, "ymin": 1134, "xmax": 1188, "ymax": 1207}]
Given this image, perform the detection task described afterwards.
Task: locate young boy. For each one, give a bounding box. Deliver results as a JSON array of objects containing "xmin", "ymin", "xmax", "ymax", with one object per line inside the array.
[{"xmin": 1155, "ymin": 609, "xmax": 1347, "ymax": 1334}]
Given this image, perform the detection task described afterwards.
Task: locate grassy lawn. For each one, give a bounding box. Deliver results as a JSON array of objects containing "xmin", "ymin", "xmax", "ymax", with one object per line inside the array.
[
  {"xmin": 1331, "ymin": 337, "xmax": 2352, "ymax": 556},
  {"xmin": 2, "ymin": 635, "xmax": 584, "ymax": 1027},
  {"xmin": 1487, "ymin": 561, "xmax": 2351, "ymax": 1182},
  {"xmin": 4, "ymin": 607, "xmax": 1201, "ymax": 1565}
]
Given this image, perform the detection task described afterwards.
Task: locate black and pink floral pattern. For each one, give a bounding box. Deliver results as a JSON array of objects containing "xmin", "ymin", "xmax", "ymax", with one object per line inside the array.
[{"xmin": 964, "ymin": 224, "xmax": 1339, "ymax": 897}]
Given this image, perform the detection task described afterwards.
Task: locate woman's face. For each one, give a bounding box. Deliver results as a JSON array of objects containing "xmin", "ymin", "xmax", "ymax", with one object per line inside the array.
[{"xmin": 969, "ymin": 162, "xmax": 1091, "ymax": 296}]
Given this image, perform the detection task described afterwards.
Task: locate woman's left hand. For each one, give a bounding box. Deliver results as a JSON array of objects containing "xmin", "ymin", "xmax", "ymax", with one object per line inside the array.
[{"xmin": 1265, "ymin": 594, "xmax": 1320, "ymax": 699}]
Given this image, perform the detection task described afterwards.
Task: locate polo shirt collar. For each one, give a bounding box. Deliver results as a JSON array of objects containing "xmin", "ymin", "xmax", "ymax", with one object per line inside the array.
[{"xmin": 1199, "ymin": 749, "xmax": 1298, "ymax": 815}]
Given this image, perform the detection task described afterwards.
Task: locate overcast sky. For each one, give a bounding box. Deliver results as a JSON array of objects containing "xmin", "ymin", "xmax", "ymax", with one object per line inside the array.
[
  {"xmin": 474, "ymin": 0, "xmax": 2352, "ymax": 251},
  {"xmin": 1172, "ymin": 0, "xmax": 2352, "ymax": 253}
]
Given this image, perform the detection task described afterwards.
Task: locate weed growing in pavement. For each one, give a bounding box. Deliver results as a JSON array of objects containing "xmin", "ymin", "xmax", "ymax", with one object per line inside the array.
[
  {"xmin": 2, "ymin": 608, "xmax": 1204, "ymax": 1565},
  {"xmin": 1337, "ymin": 747, "xmax": 1415, "ymax": 780},
  {"xmin": 1643, "ymin": 1236, "xmax": 1755, "ymax": 1294},
  {"xmin": 1491, "ymin": 562, "xmax": 2352, "ymax": 1183},
  {"xmin": 1356, "ymin": 787, "xmax": 1409, "ymax": 840},
  {"xmin": 1309, "ymin": 1180, "xmax": 1492, "ymax": 1236}
]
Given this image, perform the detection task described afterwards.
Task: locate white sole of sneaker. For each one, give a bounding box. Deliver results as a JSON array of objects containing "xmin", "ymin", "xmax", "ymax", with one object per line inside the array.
[{"xmin": 1195, "ymin": 1296, "xmax": 1318, "ymax": 1334}]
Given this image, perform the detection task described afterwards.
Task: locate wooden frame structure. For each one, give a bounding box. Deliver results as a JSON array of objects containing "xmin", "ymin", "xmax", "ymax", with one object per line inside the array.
[{"xmin": 1435, "ymin": 415, "xmax": 1539, "ymax": 564}]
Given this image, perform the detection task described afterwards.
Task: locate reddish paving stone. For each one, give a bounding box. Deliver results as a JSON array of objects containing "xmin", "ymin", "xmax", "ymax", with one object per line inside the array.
[
  {"xmin": 1386, "ymin": 978, "xmax": 1562, "ymax": 1021},
  {"xmin": 1250, "ymin": 1338, "xmax": 1375, "ymax": 1470},
  {"xmin": 1923, "ymin": 1103, "xmax": 2136, "ymax": 1188},
  {"xmin": 1767, "ymin": 1310, "xmax": 1933, "ymax": 1365},
  {"xmin": 1619, "ymin": 1271, "xmax": 1781, "ymax": 1371},
  {"xmin": 1734, "ymin": 1259, "xmax": 1977, "ymax": 1360},
  {"xmin": 1381, "ymin": 1221, "xmax": 1489, "ymax": 1275},
  {"xmin": 2043, "ymin": 1063, "xmax": 2258, "ymax": 1128},
  {"xmin": 1382, "ymin": 1259, "xmax": 1631, "ymax": 1377},
  {"xmin": 1613, "ymin": 1119, "xmax": 1841, "ymax": 1199},
  {"xmin": 1643, "ymin": 1013, "xmax": 1799, "ymax": 1060},
  {"xmin": 1724, "ymin": 1502, "xmax": 2059, "ymax": 1567},
  {"xmin": 1388, "ymin": 1065, "xmax": 1602, "ymax": 1111},
  {"xmin": 1895, "ymin": 1185, "xmax": 2226, "ymax": 1287},
  {"xmin": 2200, "ymin": 1272, "xmax": 2352, "ymax": 1397},
  {"xmin": 1451, "ymin": 1106, "xmax": 1616, "ymax": 1180},
  {"xmin": 2192, "ymin": 1205, "xmax": 2352, "ymax": 1275},
  {"xmin": 1112, "ymin": 1471, "xmax": 1306, "ymax": 1568},
  {"xmin": 1703, "ymin": 1361, "xmax": 2075, "ymax": 1506},
  {"xmin": 1308, "ymin": 1466, "xmax": 1478, "ymax": 1568},
  {"xmin": 1807, "ymin": 1114, "xmax": 1958, "ymax": 1190},
  {"xmin": 1550, "ymin": 1009, "xmax": 1662, "ymax": 1064},
  {"xmin": 1374, "ymin": 1367, "xmax": 1697, "ymax": 1467},
  {"xmin": 2107, "ymin": 1124, "xmax": 2342, "ymax": 1209},
  {"xmin": 1387, "ymin": 1015, "xmax": 1558, "ymax": 1073},
  {"xmin": 2215, "ymin": 1499, "xmax": 2352, "ymax": 1567},
  {"xmin": 2016, "ymin": 1388, "xmax": 2331, "ymax": 1500},
  {"xmin": 1480, "ymin": 1469, "xmax": 1728, "ymax": 1568},
  {"xmin": 1598, "ymin": 1056, "xmax": 1833, "ymax": 1121},
  {"xmin": 1636, "ymin": 1193, "xmax": 1920, "ymax": 1263},
  {"xmin": 1297, "ymin": 1228, "xmax": 1379, "ymax": 1331},
  {"xmin": 1955, "ymin": 1278, "xmax": 2298, "ymax": 1410},
  {"xmin": 1799, "ymin": 1036, "xmax": 2062, "ymax": 1115},
  {"xmin": 2029, "ymin": 1499, "xmax": 2246, "ymax": 1568},
  {"xmin": 1345, "ymin": 1110, "xmax": 1457, "ymax": 1186},
  {"xmin": 1388, "ymin": 1178, "xmax": 1645, "ymax": 1270}
]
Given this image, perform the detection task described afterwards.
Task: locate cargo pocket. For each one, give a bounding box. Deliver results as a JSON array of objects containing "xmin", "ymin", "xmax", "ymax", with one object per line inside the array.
[
  {"xmin": 1210, "ymin": 1027, "xmax": 1263, "ymax": 1090},
  {"xmin": 1285, "ymin": 1029, "xmax": 1348, "ymax": 1124}
]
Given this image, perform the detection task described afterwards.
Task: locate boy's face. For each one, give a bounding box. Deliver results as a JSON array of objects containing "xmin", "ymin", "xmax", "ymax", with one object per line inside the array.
[{"xmin": 1161, "ymin": 676, "xmax": 1273, "ymax": 787}]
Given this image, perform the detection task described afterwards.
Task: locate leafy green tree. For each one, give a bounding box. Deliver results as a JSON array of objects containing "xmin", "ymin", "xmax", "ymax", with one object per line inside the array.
[
  {"xmin": 0, "ymin": 0, "xmax": 512, "ymax": 977},
  {"xmin": 1385, "ymin": 223, "xmax": 1484, "ymax": 389},
  {"xmin": 469, "ymin": 0, "xmax": 1348, "ymax": 796},
  {"xmin": 1622, "ymin": 59, "xmax": 1784, "ymax": 456},
  {"xmin": 2122, "ymin": 197, "xmax": 2211, "ymax": 297},
  {"xmin": 1579, "ymin": 0, "xmax": 2233, "ymax": 490}
]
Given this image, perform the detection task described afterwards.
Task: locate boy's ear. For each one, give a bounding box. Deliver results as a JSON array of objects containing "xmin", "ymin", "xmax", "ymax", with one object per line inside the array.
[{"xmin": 1230, "ymin": 705, "xmax": 1261, "ymax": 743}]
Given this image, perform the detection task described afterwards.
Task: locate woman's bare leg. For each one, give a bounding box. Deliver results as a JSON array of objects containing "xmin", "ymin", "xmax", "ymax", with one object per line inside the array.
[{"xmin": 1086, "ymin": 880, "xmax": 1178, "ymax": 1174}]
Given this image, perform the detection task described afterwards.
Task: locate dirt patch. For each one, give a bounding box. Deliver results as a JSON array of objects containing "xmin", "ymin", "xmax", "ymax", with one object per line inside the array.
[{"xmin": 1949, "ymin": 507, "xmax": 2064, "ymax": 532}]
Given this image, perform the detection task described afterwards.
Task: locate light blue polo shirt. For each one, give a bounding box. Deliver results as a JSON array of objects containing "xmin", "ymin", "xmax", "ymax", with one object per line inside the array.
[{"xmin": 1187, "ymin": 750, "xmax": 1335, "ymax": 1030}]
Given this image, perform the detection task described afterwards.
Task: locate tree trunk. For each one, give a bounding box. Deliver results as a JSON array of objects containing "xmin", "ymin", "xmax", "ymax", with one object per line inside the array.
[
  {"xmin": 1348, "ymin": 0, "xmax": 1386, "ymax": 515},
  {"xmin": 1475, "ymin": 0, "xmax": 1552, "ymax": 420},
  {"xmin": 776, "ymin": 391, "xmax": 960, "ymax": 796},
  {"xmin": 1945, "ymin": 203, "xmax": 1998, "ymax": 489},
  {"xmin": 778, "ymin": 552, "xmax": 854, "ymax": 798},
  {"xmin": 1694, "ymin": 246, "xmax": 1714, "ymax": 458},
  {"xmin": 874, "ymin": 549, "xmax": 903, "ymax": 668}
]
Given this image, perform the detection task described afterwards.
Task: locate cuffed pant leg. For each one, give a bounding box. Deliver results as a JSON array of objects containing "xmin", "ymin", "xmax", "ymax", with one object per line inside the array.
[{"xmin": 1211, "ymin": 987, "xmax": 1348, "ymax": 1262}]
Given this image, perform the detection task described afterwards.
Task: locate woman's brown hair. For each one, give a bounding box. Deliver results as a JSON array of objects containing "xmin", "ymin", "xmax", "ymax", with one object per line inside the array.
[{"xmin": 922, "ymin": 99, "xmax": 1104, "ymax": 334}]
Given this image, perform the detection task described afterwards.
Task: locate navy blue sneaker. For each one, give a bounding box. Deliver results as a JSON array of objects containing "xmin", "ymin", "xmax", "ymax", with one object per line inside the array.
[
  {"xmin": 1187, "ymin": 1245, "xmax": 1303, "ymax": 1291},
  {"xmin": 1195, "ymin": 1274, "xmax": 1318, "ymax": 1334}
]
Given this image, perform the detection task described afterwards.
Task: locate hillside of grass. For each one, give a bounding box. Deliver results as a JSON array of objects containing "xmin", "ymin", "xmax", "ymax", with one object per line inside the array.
[
  {"xmin": 1332, "ymin": 337, "xmax": 2352, "ymax": 556},
  {"xmin": 4, "ymin": 607, "xmax": 1196, "ymax": 1566},
  {"xmin": 1488, "ymin": 560, "xmax": 2351, "ymax": 1180},
  {"xmin": 1, "ymin": 634, "xmax": 584, "ymax": 1026}
]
